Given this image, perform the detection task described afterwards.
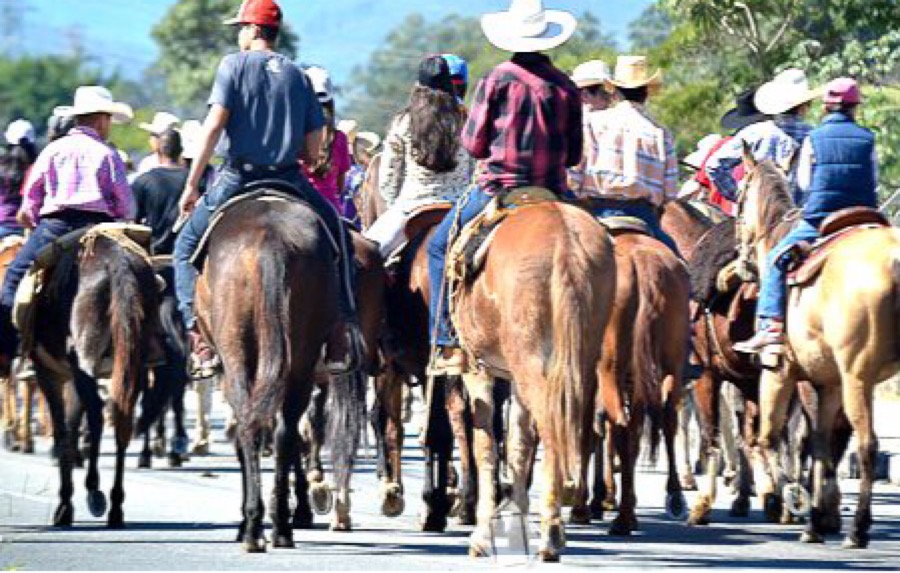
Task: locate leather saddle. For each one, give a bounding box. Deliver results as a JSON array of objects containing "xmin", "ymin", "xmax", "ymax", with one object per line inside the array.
[
  {"xmin": 599, "ymin": 215, "xmax": 651, "ymax": 237},
  {"xmin": 787, "ymin": 207, "xmax": 891, "ymax": 287}
]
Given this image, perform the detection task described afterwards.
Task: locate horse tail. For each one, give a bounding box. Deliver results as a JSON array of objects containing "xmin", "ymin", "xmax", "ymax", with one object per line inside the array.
[
  {"xmin": 546, "ymin": 236, "xmax": 596, "ymax": 490},
  {"xmin": 245, "ymin": 246, "xmax": 290, "ymax": 431},
  {"xmin": 327, "ymin": 370, "xmax": 366, "ymax": 489},
  {"xmin": 632, "ymin": 268, "xmax": 664, "ymax": 465},
  {"xmin": 108, "ymin": 242, "xmax": 151, "ymax": 417}
]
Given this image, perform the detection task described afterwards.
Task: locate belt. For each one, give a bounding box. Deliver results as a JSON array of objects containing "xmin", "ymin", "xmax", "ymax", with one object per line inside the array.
[{"xmin": 225, "ymin": 160, "xmax": 298, "ymax": 174}]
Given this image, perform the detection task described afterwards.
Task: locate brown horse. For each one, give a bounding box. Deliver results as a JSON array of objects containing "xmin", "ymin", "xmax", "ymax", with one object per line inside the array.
[
  {"xmin": 578, "ymin": 229, "xmax": 691, "ymax": 534},
  {"xmin": 736, "ymin": 157, "xmax": 900, "ymax": 548},
  {"xmin": 452, "ymin": 201, "xmax": 616, "ymax": 561},
  {"xmin": 195, "ymin": 193, "xmax": 365, "ymax": 551},
  {"xmin": 31, "ymin": 229, "xmax": 160, "ymax": 528},
  {"xmin": 355, "ymin": 153, "xmax": 386, "ymax": 230}
]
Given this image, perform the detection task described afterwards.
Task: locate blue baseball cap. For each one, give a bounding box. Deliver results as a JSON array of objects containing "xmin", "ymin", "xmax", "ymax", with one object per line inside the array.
[{"xmin": 442, "ymin": 54, "xmax": 469, "ymax": 84}]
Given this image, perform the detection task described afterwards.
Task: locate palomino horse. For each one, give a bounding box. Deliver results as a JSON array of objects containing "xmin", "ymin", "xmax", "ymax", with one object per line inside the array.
[
  {"xmin": 451, "ymin": 201, "xmax": 616, "ymax": 561},
  {"xmin": 736, "ymin": 156, "xmax": 900, "ymax": 548},
  {"xmin": 194, "ymin": 191, "xmax": 364, "ymax": 551},
  {"xmin": 30, "ymin": 229, "xmax": 160, "ymax": 528},
  {"xmin": 578, "ymin": 227, "xmax": 691, "ymax": 534}
]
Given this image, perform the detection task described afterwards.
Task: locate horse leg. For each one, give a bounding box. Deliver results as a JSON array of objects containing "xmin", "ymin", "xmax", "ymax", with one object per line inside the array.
[
  {"xmin": 537, "ymin": 423, "xmax": 568, "ymax": 561},
  {"xmin": 291, "ymin": 433, "xmax": 314, "ymax": 529},
  {"xmin": 720, "ymin": 384, "xmax": 740, "ymax": 491},
  {"xmin": 36, "ymin": 365, "xmax": 75, "ymax": 527},
  {"xmin": 420, "ymin": 375, "xmax": 452, "ymax": 532},
  {"xmin": 108, "ymin": 383, "xmax": 139, "ymax": 529},
  {"xmin": 603, "ymin": 421, "xmax": 617, "ymax": 511},
  {"xmin": 505, "ymin": 390, "xmax": 538, "ymax": 546},
  {"xmin": 462, "ymin": 370, "xmax": 496, "ymax": 557},
  {"xmin": 609, "ymin": 408, "xmax": 642, "ymax": 536},
  {"xmin": 662, "ymin": 374, "xmax": 687, "ymax": 520},
  {"xmin": 799, "ymin": 384, "xmax": 841, "ymax": 543},
  {"xmin": 678, "ymin": 393, "xmax": 698, "ymax": 491},
  {"xmin": 1, "ymin": 373, "xmax": 15, "ymax": 451},
  {"xmin": 238, "ymin": 429, "xmax": 266, "ymax": 552},
  {"xmin": 447, "ymin": 375, "xmax": 477, "ymax": 525},
  {"xmin": 758, "ymin": 368, "xmax": 797, "ymax": 524},
  {"xmin": 71, "ymin": 363, "xmax": 108, "ymax": 520},
  {"xmin": 588, "ymin": 416, "xmax": 608, "ymax": 520},
  {"xmin": 271, "ymin": 396, "xmax": 302, "ymax": 548},
  {"xmin": 730, "ymin": 396, "xmax": 758, "ymax": 518},
  {"xmin": 687, "ymin": 370, "xmax": 720, "ymax": 526},
  {"xmin": 169, "ymin": 370, "xmax": 189, "ymax": 466},
  {"xmin": 191, "ymin": 377, "xmax": 213, "ymax": 455},
  {"xmin": 381, "ymin": 370, "xmax": 406, "ymax": 518},
  {"xmin": 841, "ymin": 377, "xmax": 876, "ymax": 549},
  {"xmin": 19, "ymin": 364, "xmax": 35, "ymax": 453}
]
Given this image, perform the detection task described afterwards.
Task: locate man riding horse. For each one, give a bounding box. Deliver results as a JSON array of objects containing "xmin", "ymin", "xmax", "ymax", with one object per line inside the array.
[
  {"xmin": 427, "ymin": 0, "xmax": 583, "ymax": 375},
  {"xmin": 735, "ymin": 78, "xmax": 878, "ymax": 353},
  {"xmin": 174, "ymin": 0, "xmax": 361, "ymax": 376},
  {"xmin": 0, "ymin": 86, "xmax": 134, "ymax": 374}
]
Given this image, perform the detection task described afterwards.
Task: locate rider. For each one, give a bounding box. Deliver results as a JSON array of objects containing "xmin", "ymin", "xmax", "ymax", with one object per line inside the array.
[
  {"xmin": 568, "ymin": 59, "xmax": 611, "ymax": 193},
  {"xmin": 174, "ymin": 0, "xmax": 361, "ymax": 375},
  {"xmin": 364, "ymin": 55, "xmax": 474, "ymax": 258},
  {"xmin": 734, "ymin": 78, "xmax": 878, "ymax": 354},
  {"xmin": 578, "ymin": 55, "xmax": 680, "ymax": 254},
  {"xmin": 0, "ymin": 86, "xmax": 134, "ymax": 373},
  {"xmin": 132, "ymin": 128, "xmax": 187, "ymax": 255},
  {"xmin": 428, "ymin": 0, "xmax": 583, "ymax": 375},
  {"xmin": 0, "ymin": 119, "xmax": 38, "ymax": 239},
  {"xmin": 136, "ymin": 111, "xmax": 181, "ymax": 175},
  {"xmin": 706, "ymin": 69, "xmax": 816, "ymax": 205}
]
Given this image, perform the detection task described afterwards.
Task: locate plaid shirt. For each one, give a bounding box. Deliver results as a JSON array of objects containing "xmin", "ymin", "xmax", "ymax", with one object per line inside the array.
[
  {"xmin": 578, "ymin": 101, "xmax": 678, "ymax": 206},
  {"xmin": 462, "ymin": 53, "xmax": 582, "ymax": 195},
  {"xmin": 24, "ymin": 127, "xmax": 133, "ymax": 224},
  {"xmin": 706, "ymin": 115, "xmax": 813, "ymax": 200}
]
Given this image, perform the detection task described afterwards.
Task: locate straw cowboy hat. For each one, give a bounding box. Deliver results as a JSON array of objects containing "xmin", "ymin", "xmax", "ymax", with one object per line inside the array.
[
  {"xmin": 140, "ymin": 111, "xmax": 181, "ymax": 135},
  {"xmin": 571, "ymin": 60, "xmax": 610, "ymax": 88},
  {"xmin": 605, "ymin": 56, "xmax": 662, "ymax": 91},
  {"xmin": 53, "ymin": 86, "xmax": 133, "ymax": 124},
  {"xmin": 754, "ymin": 68, "xmax": 819, "ymax": 115},
  {"xmin": 481, "ymin": 0, "xmax": 577, "ymax": 53}
]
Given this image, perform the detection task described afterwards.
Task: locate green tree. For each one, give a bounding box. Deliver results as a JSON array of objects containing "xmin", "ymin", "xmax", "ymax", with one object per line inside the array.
[{"xmin": 151, "ymin": 0, "xmax": 298, "ymax": 116}]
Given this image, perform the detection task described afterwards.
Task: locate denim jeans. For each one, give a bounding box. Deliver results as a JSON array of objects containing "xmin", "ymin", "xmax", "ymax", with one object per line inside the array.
[
  {"xmin": 0, "ymin": 211, "xmax": 111, "ymax": 357},
  {"xmin": 586, "ymin": 198, "xmax": 681, "ymax": 257},
  {"xmin": 757, "ymin": 219, "xmax": 820, "ymax": 320},
  {"xmin": 173, "ymin": 165, "xmax": 353, "ymax": 329},
  {"xmin": 427, "ymin": 186, "xmax": 494, "ymax": 346}
]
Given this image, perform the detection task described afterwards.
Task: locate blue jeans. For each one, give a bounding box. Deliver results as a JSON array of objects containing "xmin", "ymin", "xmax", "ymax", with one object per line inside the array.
[
  {"xmin": 757, "ymin": 219, "xmax": 820, "ymax": 320},
  {"xmin": 173, "ymin": 165, "xmax": 351, "ymax": 329},
  {"xmin": 0, "ymin": 225, "xmax": 23, "ymax": 240},
  {"xmin": 587, "ymin": 198, "xmax": 681, "ymax": 257},
  {"xmin": 0, "ymin": 211, "xmax": 111, "ymax": 357},
  {"xmin": 428, "ymin": 186, "xmax": 494, "ymax": 346}
]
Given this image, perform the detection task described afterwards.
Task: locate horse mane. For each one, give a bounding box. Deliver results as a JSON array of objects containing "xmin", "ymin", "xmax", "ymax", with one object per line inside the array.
[
  {"xmin": 753, "ymin": 160, "xmax": 797, "ymax": 242},
  {"xmin": 675, "ymin": 198, "xmax": 717, "ymax": 228}
]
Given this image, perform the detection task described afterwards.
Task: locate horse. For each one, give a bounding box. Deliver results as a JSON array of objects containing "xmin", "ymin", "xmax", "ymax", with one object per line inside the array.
[
  {"xmin": 355, "ymin": 153, "xmax": 386, "ymax": 231},
  {"xmin": 194, "ymin": 191, "xmax": 365, "ymax": 551},
  {"xmin": 576, "ymin": 228, "xmax": 691, "ymax": 535},
  {"xmin": 735, "ymin": 155, "xmax": 900, "ymax": 548},
  {"xmin": 451, "ymin": 200, "xmax": 616, "ymax": 561},
  {"xmin": 30, "ymin": 229, "xmax": 160, "ymax": 528}
]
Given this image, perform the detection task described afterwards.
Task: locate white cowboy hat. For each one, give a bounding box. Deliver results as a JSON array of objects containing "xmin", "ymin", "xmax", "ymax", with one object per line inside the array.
[
  {"xmin": 4, "ymin": 119, "xmax": 35, "ymax": 145},
  {"xmin": 53, "ymin": 86, "xmax": 133, "ymax": 124},
  {"xmin": 481, "ymin": 0, "xmax": 577, "ymax": 53},
  {"xmin": 754, "ymin": 68, "xmax": 819, "ymax": 116},
  {"xmin": 606, "ymin": 55, "xmax": 662, "ymax": 91},
  {"xmin": 179, "ymin": 120, "xmax": 204, "ymax": 160},
  {"xmin": 571, "ymin": 60, "xmax": 610, "ymax": 88},
  {"xmin": 683, "ymin": 134, "xmax": 724, "ymax": 170},
  {"xmin": 355, "ymin": 131, "xmax": 381, "ymax": 154},
  {"xmin": 139, "ymin": 111, "xmax": 181, "ymax": 135},
  {"xmin": 305, "ymin": 65, "xmax": 334, "ymax": 103},
  {"xmin": 337, "ymin": 119, "xmax": 359, "ymax": 138}
]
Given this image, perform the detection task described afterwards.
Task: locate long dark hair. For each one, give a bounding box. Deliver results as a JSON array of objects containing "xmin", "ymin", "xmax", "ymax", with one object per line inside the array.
[
  {"xmin": 0, "ymin": 143, "xmax": 37, "ymax": 199},
  {"xmin": 407, "ymin": 83, "xmax": 462, "ymax": 173}
]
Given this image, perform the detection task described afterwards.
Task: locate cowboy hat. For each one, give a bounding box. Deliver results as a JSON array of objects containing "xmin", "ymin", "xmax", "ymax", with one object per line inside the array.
[
  {"xmin": 720, "ymin": 87, "xmax": 768, "ymax": 132},
  {"xmin": 305, "ymin": 65, "xmax": 334, "ymax": 103},
  {"xmin": 754, "ymin": 68, "xmax": 818, "ymax": 115},
  {"xmin": 355, "ymin": 131, "xmax": 381, "ymax": 154},
  {"xmin": 139, "ymin": 111, "xmax": 181, "ymax": 135},
  {"xmin": 4, "ymin": 119, "xmax": 35, "ymax": 146},
  {"xmin": 605, "ymin": 56, "xmax": 662, "ymax": 91},
  {"xmin": 53, "ymin": 86, "xmax": 133, "ymax": 124},
  {"xmin": 481, "ymin": 0, "xmax": 577, "ymax": 54},
  {"xmin": 571, "ymin": 60, "xmax": 610, "ymax": 89},
  {"xmin": 683, "ymin": 134, "xmax": 724, "ymax": 170},
  {"xmin": 337, "ymin": 119, "xmax": 359, "ymax": 139}
]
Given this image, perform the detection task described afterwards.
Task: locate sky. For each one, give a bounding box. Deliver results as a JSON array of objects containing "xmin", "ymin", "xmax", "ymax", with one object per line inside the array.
[{"xmin": 13, "ymin": 0, "xmax": 653, "ymax": 83}]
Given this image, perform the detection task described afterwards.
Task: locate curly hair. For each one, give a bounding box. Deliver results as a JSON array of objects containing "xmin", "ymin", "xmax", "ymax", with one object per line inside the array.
[{"xmin": 406, "ymin": 85, "xmax": 463, "ymax": 173}]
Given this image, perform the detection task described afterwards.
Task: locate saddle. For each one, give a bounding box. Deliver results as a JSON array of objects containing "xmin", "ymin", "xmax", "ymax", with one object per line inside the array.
[
  {"xmin": 599, "ymin": 215, "xmax": 651, "ymax": 237},
  {"xmin": 786, "ymin": 207, "xmax": 891, "ymax": 287},
  {"xmin": 384, "ymin": 202, "xmax": 452, "ymax": 266},
  {"xmin": 447, "ymin": 187, "xmax": 559, "ymax": 285},
  {"xmin": 191, "ymin": 181, "xmax": 338, "ymax": 269}
]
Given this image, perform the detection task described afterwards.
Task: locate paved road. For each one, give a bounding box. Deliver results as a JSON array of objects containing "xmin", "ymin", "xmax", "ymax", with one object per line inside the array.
[{"xmin": 1, "ymin": 392, "xmax": 899, "ymax": 570}]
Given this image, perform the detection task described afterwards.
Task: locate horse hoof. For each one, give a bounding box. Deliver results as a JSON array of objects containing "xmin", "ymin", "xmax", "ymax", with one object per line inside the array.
[
  {"xmin": 763, "ymin": 493, "xmax": 783, "ymax": 524},
  {"xmin": 22, "ymin": 440, "xmax": 34, "ymax": 454},
  {"xmin": 309, "ymin": 482, "xmax": 333, "ymax": 516},
  {"xmin": 468, "ymin": 528, "xmax": 491, "ymax": 557},
  {"xmin": 680, "ymin": 475, "xmax": 698, "ymax": 492},
  {"xmin": 569, "ymin": 505, "xmax": 592, "ymax": 525},
  {"xmin": 800, "ymin": 531, "xmax": 824, "ymax": 544},
  {"xmin": 152, "ymin": 441, "xmax": 165, "ymax": 458},
  {"xmin": 420, "ymin": 513, "xmax": 448, "ymax": 533},
  {"xmin": 107, "ymin": 509, "xmax": 125, "ymax": 529},
  {"xmin": 687, "ymin": 499, "xmax": 712, "ymax": 526},
  {"xmin": 842, "ymin": 534, "xmax": 868, "ymax": 549},
  {"xmin": 380, "ymin": 487, "xmax": 405, "ymax": 518},
  {"xmin": 330, "ymin": 518, "xmax": 352, "ymax": 532},
  {"xmin": 602, "ymin": 499, "xmax": 618, "ymax": 512},
  {"xmin": 537, "ymin": 549, "xmax": 560, "ymax": 563},
  {"xmin": 306, "ymin": 469, "xmax": 324, "ymax": 483},
  {"xmin": 273, "ymin": 534, "xmax": 295, "ymax": 549},
  {"xmin": 292, "ymin": 509, "xmax": 314, "ymax": 530},
  {"xmin": 137, "ymin": 454, "xmax": 152, "ymax": 469},
  {"xmin": 167, "ymin": 453, "xmax": 182, "ymax": 468},
  {"xmin": 608, "ymin": 517, "xmax": 635, "ymax": 536},
  {"xmin": 561, "ymin": 482, "xmax": 578, "ymax": 507},
  {"xmin": 730, "ymin": 497, "xmax": 751, "ymax": 518},
  {"xmin": 242, "ymin": 538, "xmax": 267, "ymax": 553},
  {"xmin": 87, "ymin": 490, "xmax": 108, "ymax": 518},
  {"xmin": 666, "ymin": 492, "xmax": 688, "ymax": 520},
  {"xmin": 53, "ymin": 503, "xmax": 73, "ymax": 527}
]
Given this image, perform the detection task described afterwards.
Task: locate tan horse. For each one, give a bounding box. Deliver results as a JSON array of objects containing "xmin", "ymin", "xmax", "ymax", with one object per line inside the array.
[
  {"xmin": 737, "ymin": 156, "xmax": 900, "ymax": 548},
  {"xmin": 452, "ymin": 201, "xmax": 616, "ymax": 561}
]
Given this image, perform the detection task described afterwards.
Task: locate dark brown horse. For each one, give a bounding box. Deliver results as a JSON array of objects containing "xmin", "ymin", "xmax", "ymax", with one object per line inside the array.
[
  {"xmin": 195, "ymin": 194, "xmax": 364, "ymax": 551},
  {"xmin": 32, "ymin": 229, "xmax": 160, "ymax": 528}
]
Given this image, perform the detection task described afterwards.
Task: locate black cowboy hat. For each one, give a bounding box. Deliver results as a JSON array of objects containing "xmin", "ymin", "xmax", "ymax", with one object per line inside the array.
[{"xmin": 720, "ymin": 87, "xmax": 769, "ymax": 132}]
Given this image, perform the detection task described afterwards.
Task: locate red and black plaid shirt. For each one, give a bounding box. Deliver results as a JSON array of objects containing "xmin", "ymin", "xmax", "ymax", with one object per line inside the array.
[{"xmin": 462, "ymin": 53, "xmax": 582, "ymax": 195}]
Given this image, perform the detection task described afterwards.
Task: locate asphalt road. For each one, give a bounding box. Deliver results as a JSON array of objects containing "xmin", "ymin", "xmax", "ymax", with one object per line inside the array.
[{"xmin": 1, "ymin": 392, "xmax": 899, "ymax": 570}]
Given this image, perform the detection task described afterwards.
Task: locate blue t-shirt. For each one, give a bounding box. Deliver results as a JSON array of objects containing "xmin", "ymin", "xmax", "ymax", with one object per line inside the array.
[{"xmin": 209, "ymin": 51, "xmax": 325, "ymax": 166}]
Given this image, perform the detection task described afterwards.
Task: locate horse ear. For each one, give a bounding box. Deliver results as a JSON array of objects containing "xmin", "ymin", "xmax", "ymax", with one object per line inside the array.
[{"xmin": 741, "ymin": 140, "xmax": 757, "ymax": 170}]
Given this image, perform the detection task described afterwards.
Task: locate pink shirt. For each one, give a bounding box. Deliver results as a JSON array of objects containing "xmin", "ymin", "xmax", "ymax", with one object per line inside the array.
[
  {"xmin": 302, "ymin": 130, "xmax": 351, "ymax": 213},
  {"xmin": 24, "ymin": 127, "xmax": 133, "ymax": 224}
]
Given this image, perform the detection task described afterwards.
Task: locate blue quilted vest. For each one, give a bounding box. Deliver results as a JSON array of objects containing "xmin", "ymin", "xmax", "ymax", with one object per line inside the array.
[{"xmin": 803, "ymin": 113, "xmax": 877, "ymax": 226}]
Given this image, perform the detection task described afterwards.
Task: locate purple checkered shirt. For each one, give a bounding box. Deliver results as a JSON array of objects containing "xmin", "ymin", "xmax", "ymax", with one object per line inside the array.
[
  {"xmin": 462, "ymin": 53, "xmax": 582, "ymax": 195},
  {"xmin": 23, "ymin": 126, "xmax": 133, "ymax": 224}
]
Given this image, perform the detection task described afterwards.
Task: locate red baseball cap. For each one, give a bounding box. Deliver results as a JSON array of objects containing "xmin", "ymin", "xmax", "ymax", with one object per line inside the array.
[
  {"xmin": 823, "ymin": 77, "xmax": 862, "ymax": 105},
  {"xmin": 223, "ymin": 0, "xmax": 282, "ymax": 27}
]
